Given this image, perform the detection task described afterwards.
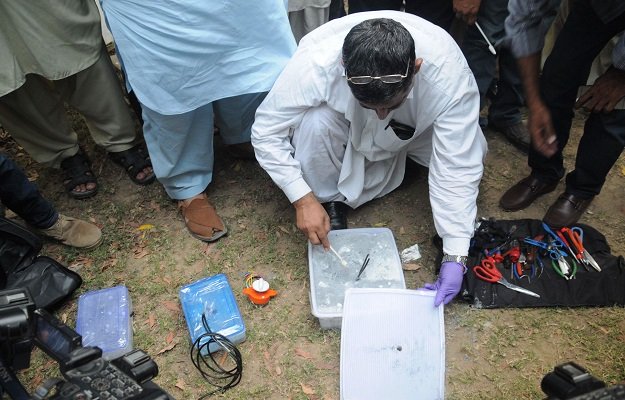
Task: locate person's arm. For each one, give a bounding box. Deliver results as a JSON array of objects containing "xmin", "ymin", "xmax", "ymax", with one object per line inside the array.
[
  {"xmin": 421, "ymin": 73, "xmax": 486, "ymax": 306},
  {"xmin": 506, "ymin": 0, "xmax": 561, "ymax": 157},
  {"xmin": 575, "ymin": 36, "xmax": 625, "ymax": 113},
  {"xmin": 505, "ymin": 0, "xmax": 561, "ymax": 59},
  {"xmin": 453, "ymin": 0, "xmax": 481, "ymax": 25},
  {"xmin": 517, "ymin": 53, "xmax": 558, "ymax": 156},
  {"xmin": 251, "ymin": 51, "xmax": 332, "ymax": 248},
  {"xmin": 293, "ymin": 192, "xmax": 331, "ymax": 248}
]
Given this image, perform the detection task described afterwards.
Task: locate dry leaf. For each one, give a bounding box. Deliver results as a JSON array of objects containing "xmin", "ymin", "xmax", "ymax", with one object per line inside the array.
[
  {"xmin": 263, "ymin": 351, "xmax": 271, "ymax": 363},
  {"xmin": 163, "ymin": 300, "xmax": 179, "ymax": 312},
  {"xmin": 166, "ymin": 331, "xmax": 175, "ymax": 344},
  {"xmin": 399, "ymin": 226, "xmax": 406, "ymax": 235},
  {"xmin": 69, "ymin": 256, "xmax": 93, "ymax": 269},
  {"xmin": 372, "ymin": 222, "xmax": 387, "ymax": 227},
  {"xmin": 402, "ymin": 263, "xmax": 421, "ymax": 271},
  {"xmin": 133, "ymin": 248, "xmax": 149, "ymax": 259},
  {"xmin": 202, "ymin": 242, "xmax": 216, "ymax": 256},
  {"xmin": 301, "ymin": 383, "xmax": 315, "ymax": 395},
  {"xmin": 156, "ymin": 342, "xmax": 176, "ymax": 355},
  {"xmin": 162, "ymin": 276, "xmax": 172, "ymax": 285},
  {"xmin": 295, "ymin": 348, "xmax": 313, "ymax": 359},
  {"xmin": 146, "ymin": 313, "xmax": 156, "ymax": 328},
  {"xmin": 175, "ymin": 378, "xmax": 185, "ymax": 391},
  {"xmin": 278, "ymin": 225, "xmax": 290, "ymax": 234},
  {"xmin": 275, "ymin": 365, "xmax": 282, "ymax": 375},
  {"xmin": 233, "ymin": 162, "xmax": 241, "ymax": 172},
  {"xmin": 101, "ymin": 257, "xmax": 118, "ymax": 271},
  {"xmin": 621, "ymin": 166, "xmax": 625, "ymax": 176},
  {"xmin": 138, "ymin": 224, "xmax": 155, "ymax": 231},
  {"xmin": 213, "ymin": 351, "xmax": 228, "ymax": 366}
]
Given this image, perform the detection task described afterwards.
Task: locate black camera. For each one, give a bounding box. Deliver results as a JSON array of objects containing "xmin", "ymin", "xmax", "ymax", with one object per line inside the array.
[
  {"xmin": 0, "ymin": 288, "xmax": 173, "ymax": 400},
  {"xmin": 542, "ymin": 362, "xmax": 625, "ymax": 400}
]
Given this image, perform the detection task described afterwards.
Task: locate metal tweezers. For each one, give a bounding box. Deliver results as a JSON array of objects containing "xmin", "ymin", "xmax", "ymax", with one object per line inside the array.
[{"xmin": 356, "ymin": 253, "xmax": 370, "ymax": 281}]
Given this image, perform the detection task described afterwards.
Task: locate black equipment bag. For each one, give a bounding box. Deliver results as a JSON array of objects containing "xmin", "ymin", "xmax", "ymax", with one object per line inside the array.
[
  {"xmin": 0, "ymin": 216, "xmax": 82, "ymax": 310},
  {"xmin": 436, "ymin": 219, "xmax": 625, "ymax": 308}
]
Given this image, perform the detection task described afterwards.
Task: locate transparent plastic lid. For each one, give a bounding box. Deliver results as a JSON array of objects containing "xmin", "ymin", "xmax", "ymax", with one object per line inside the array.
[{"xmin": 76, "ymin": 285, "xmax": 132, "ymax": 360}]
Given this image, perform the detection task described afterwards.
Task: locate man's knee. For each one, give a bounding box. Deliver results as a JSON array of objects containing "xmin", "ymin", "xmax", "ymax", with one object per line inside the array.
[{"xmin": 293, "ymin": 105, "xmax": 349, "ymax": 150}]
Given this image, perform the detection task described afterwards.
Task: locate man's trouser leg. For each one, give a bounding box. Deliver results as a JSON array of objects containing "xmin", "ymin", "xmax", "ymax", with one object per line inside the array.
[
  {"xmin": 565, "ymin": 111, "xmax": 625, "ymax": 198},
  {"xmin": 530, "ymin": 0, "xmax": 625, "ymax": 182},
  {"xmin": 141, "ymin": 92, "xmax": 265, "ymax": 200},
  {"xmin": 347, "ymin": 0, "xmax": 402, "ymax": 14},
  {"xmin": 0, "ymin": 45, "xmax": 137, "ymax": 168},
  {"xmin": 462, "ymin": 0, "xmax": 524, "ymax": 127},
  {"xmin": 0, "ymin": 153, "xmax": 57, "ymax": 228},
  {"xmin": 289, "ymin": 7, "xmax": 330, "ymax": 43},
  {"xmin": 64, "ymin": 44, "xmax": 138, "ymax": 154},
  {"xmin": 404, "ymin": 0, "xmax": 454, "ymax": 31},
  {"xmin": 291, "ymin": 105, "xmax": 350, "ymax": 203},
  {"xmin": 0, "ymin": 74, "xmax": 80, "ymax": 168}
]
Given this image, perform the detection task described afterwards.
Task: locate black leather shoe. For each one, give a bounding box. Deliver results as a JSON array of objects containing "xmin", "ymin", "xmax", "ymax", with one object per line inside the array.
[
  {"xmin": 543, "ymin": 192, "xmax": 593, "ymax": 228},
  {"xmin": 499, "ymin": 174, "xmax": 560, "ymax": 211},
  {"xmin": 489, "ymin": 121, "xmax": 530, "ymax": 153},
  {"xmin": 322, "ymin": 201, "xmax": 348, "ymax": 230}
]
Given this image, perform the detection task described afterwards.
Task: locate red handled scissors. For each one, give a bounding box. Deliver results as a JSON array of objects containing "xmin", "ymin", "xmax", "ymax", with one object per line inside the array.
[
  {"xmin": 473, "ymin": 258, "xmax": 541, "ymax": 298},
  {"xmin": 561, "ymin": 227, "xmax": 601, "ymax": 272}
]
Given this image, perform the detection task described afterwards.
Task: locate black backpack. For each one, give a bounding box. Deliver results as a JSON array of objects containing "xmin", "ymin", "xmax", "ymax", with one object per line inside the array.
[{"xmin": 0, "ymin": 216, "xmax": 82, "ymax": 310}]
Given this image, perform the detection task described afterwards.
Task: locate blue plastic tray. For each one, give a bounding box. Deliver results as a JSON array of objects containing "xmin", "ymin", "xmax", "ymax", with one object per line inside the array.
[{"xmin": 179, "ymin": 274, "xmax": 246, "ymax": 353}]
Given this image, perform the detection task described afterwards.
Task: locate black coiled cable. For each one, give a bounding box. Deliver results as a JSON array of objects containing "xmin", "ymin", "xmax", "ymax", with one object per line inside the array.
[{"xmin": 190, "ymin": 313, "xmax": 243, "ymax": 399}]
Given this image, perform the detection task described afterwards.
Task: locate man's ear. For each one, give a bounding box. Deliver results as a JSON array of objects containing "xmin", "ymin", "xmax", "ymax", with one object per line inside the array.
[{"xmin": 414, "ymin": 58, "xmax": 423, "ymax": 74}]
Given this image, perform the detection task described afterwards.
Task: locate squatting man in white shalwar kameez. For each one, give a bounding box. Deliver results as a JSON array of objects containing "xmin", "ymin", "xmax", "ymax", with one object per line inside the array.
[{"xmin": 252, "ymin": 11, "xmax": 488, "ymax": 307}]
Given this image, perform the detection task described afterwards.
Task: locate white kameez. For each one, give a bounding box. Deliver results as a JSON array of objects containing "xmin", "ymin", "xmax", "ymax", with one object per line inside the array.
[{"xmin": 252, "ymin": 11, "xmax": 487, "ymax": 255}]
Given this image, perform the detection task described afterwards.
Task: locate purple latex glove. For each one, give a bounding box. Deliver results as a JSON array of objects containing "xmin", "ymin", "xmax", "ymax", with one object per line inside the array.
[{"xmin": 422, "ymin": 261, "xmax": 465, "ymax": 307}]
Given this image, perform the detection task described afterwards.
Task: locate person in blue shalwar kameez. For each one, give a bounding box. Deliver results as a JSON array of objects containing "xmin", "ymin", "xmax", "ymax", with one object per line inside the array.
[{"xmin": 99, "ymin": 0, "xmax": 297, "ymax": 242}]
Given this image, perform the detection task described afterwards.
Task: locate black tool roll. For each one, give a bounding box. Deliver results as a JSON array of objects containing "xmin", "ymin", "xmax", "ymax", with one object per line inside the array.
[{"xmin": 437, "ymin": 219, "xmax": 625, "ymax": 308}]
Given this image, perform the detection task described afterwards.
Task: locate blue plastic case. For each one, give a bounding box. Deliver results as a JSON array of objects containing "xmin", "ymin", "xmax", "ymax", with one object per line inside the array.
[
  {"xmin": 179, "ymin": 274, "xmax": 246, "ymax": 354},
  {"xmin": 75, "ymin": 285, "xmax": 132, "ymax": 360}
]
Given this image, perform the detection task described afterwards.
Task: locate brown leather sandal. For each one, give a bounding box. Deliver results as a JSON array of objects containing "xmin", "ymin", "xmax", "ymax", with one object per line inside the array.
[{"xmin": 178, "ymin": 195, "xmax": 227, "ymax": 242}]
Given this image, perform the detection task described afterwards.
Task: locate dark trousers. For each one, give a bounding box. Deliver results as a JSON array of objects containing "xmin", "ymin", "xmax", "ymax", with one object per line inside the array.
[
  {"xmin": 330, "ymin": 0, "xmax": 346, "ymax": 20},
  {"xmin": 461, "ymin": 0, "xmax": 524, "ymax": 127},
  {"xmin": 531, "ymin": 0, "xmax": 625, "ymax": 198},
  {"xmin": 0, "ymin": 153, "xmax": 57, "ymax": 228},
  {"xmin": 347, "ymin": 0, "xmax": 454, "ymax": 31}
]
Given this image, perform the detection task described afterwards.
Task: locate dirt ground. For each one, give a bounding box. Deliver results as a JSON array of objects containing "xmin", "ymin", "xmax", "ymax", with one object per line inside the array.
[{"xmin": 4, "ymin": 108, "xmax": 625, "ymax": 399}]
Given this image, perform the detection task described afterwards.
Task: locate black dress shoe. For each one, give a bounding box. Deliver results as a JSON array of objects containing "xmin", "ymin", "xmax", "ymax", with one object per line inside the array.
[
  {"xmin": 499, "ymin": 174, "xmax": 560, "ymax": 211},
  {"xmin": 489, "ymin": 121, "xmax": 530, "ymax": 153},
  {"xmin": 543, "ymin": 192, "xmax": 593, "ymax": 228},
  {"xmin": 322, "ymin": 201, "xmax": 348, "ymax": 230}
]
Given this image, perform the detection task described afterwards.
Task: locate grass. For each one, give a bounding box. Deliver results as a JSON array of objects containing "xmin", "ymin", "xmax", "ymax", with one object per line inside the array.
[{"xmin": 3, "ymin": 108, "xmax": 625, "ymax": 399}]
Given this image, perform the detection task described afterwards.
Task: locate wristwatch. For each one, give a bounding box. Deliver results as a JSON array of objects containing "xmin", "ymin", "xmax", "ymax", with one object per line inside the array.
[
  {"xmin": 441, "ymin": 254, "xmax": 468, "ymax": 266},
  {"xmin": 441, "ymin": 254, "xmax": 468, "ymax": 274}
]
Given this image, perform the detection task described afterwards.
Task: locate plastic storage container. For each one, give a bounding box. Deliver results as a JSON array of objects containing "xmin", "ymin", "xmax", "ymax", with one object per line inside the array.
[
  {"xmin": 308, "ymin": 228, "xmax": 405, "ymax": 329},
  {"xmin": 179, "ymin": 274, "xmax": 246, "ymax": 354},
  {"xmin": 76, "ymin": 285, "xmax": 133, "ymax": 360},
  {"xmin": 340, "ymin": 288, "xmax": 445, "ymax": 400}
]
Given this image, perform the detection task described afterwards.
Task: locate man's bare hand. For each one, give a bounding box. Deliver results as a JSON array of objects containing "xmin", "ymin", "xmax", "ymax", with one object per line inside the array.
[
  {"xmin": 293, "ymin": 193, "xmax": 331, "ymax": 248},
  {"xmin": 453, "ymin": 0, "xmax": 481, "ymax": 25},
  {"xmin": 576, "ymin": 67, "xmax": 625, "ymax": 113},
  {"xmin": 528, "ymin": 100, "xmax": 558, "ymax": 157}
]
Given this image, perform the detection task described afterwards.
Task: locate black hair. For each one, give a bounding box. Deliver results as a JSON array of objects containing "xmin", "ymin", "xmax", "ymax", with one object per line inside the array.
[{"xmin": 342, "ymin": 18, "xmax": 416, "ymax": 105}]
